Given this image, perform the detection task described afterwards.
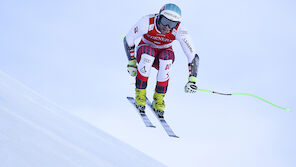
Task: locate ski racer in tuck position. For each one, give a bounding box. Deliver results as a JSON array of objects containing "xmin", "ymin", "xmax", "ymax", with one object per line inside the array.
[{"xmin": 124, "ymin": 3, "xmax": 200, "ymax": 117}]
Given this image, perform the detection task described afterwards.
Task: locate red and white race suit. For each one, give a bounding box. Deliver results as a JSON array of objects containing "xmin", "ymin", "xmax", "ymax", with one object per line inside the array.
[{"xmin": 125, "ymin": 14, "xmax": 198, "ymax": 93}]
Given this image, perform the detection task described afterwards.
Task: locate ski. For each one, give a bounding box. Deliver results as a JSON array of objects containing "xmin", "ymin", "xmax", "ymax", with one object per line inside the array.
[
  {"xmin": 146, "ymin": 97, "xmax": 179, "ymax": 138},
  {"xmin": 127, "ymin": 97, "xmax": 156, "ymax": 128}
]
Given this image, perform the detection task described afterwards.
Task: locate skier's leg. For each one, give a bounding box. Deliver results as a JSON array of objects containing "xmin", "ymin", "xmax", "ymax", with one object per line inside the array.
[
  {"xmin": 135, "ymin": 45, "xmax": 156, "ymax": 109},
  {"xmin": 153, "ymin": 49, "xmax": 175, "ymax": 115}
]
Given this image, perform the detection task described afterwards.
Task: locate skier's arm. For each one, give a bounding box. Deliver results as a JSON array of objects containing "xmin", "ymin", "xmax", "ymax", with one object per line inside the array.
[
  {"xmin": 124, "ymin": 15, "xmax": 149, "ymax": 60},
  {"xmin": 123, "ymin": 37, "xmax": 136, "ymax": 61},
  {"xmin": 176, "ymin": 25, "xmax": 200, "ymax": 93},
  {"xmin": 124, "ymin": 16, "xmax": 149, "ymax": 76}
]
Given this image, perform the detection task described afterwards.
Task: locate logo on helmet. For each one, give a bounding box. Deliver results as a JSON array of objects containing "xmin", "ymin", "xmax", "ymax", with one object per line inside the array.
[
  {"xmin": 163, "ymin": 11, "xmax": 179, "ymax": 20},
  {"xmin": 159, "ymin": 3, "xmax": 182, "ymax": 22}
]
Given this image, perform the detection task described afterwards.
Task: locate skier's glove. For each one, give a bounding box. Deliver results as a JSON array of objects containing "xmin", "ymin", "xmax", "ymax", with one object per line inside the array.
[
  {"xmin": 185, "ymin": 76, "xmax": 198, "ymax": 93},
  {"xmin": 127, "ymin": 60, "xmax": 137, "ymax": 77}
]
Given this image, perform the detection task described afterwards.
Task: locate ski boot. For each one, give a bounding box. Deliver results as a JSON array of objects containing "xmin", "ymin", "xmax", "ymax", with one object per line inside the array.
[
  {"xmin": 135, "ymin": 88, "xmax": 146, "ymax": 113},
  {"xmin": 152, "ymin": 92, "xmax": 165, "ymax": 118}
]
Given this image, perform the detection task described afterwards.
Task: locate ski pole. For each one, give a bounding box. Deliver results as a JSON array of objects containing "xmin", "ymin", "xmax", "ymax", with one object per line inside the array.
[{"xmin": 198, "ymin": 89, "xmax": 290, "ymax": 112}]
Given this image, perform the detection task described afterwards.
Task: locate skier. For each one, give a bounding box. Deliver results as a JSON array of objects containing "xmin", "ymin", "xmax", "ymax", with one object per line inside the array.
[{"xmin": 124, "ymin": 3, "xmax": 199, "ymax": 117}]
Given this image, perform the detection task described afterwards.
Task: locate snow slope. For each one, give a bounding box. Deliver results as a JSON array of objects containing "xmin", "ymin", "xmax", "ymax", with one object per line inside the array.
[{"xmin": 0, "ymin": 70, "xmax": 166, "ymax": 167}]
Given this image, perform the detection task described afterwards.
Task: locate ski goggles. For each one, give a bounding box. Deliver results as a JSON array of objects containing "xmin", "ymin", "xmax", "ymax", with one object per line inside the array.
[{"xmin": 159, "ymin": 15, "xmax": 180, "ymax": 29}]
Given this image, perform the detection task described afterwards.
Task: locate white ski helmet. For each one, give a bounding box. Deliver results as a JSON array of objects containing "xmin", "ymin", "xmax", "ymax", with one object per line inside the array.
[{"xmin": 159, "ymin": 3, "xmax": 182, "ymax": 22}]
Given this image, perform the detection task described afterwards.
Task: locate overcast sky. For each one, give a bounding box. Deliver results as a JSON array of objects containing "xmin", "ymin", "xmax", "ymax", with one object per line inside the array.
[{"xmin": 1, "ymin": 0, "xmax": 295, "ymax": 166}]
